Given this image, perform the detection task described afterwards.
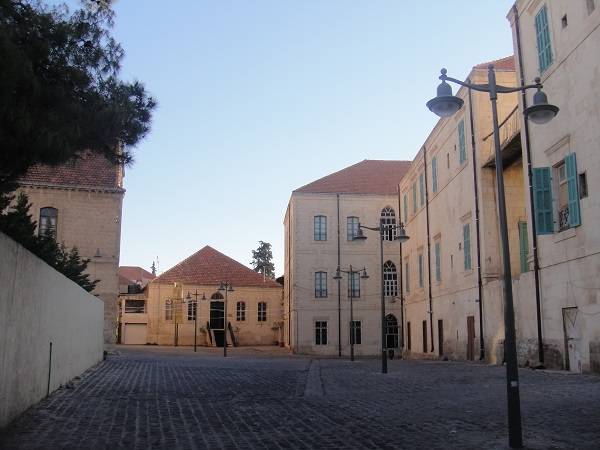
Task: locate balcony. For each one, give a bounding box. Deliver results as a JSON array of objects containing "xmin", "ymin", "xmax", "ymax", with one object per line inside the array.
[
  {"xmin": 482, "ymin": 106, "xmax": 522, "ymax": 169},
  {"xmin": 558, "ymin": 206, "xmax": 570, "ymax": 232}
]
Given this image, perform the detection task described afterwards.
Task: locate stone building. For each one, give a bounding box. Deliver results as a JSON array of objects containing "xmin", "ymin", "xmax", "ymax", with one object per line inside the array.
[
  {"xmin": 118, "ymin": 266, "xmax": 155, "ymax": 345},
  {"xmin": 121, "ymin": 246, "xmax": 284, "ymax": 347},
  {"xmin": 17, "ymin": 152, "xmax": 124, "ymax": 343},
  {"xmin": 507, "ymin": 0, "xmax": 600, "ymax": 373},
  {"xmin": 284, "ymin": 160, "xmax": 411, "ymax": 356}
]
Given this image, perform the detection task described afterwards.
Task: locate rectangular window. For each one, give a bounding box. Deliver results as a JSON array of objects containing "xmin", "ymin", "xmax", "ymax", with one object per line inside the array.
[
  {"xmin": 165, "ymin": 299, "xmax": 173, "ymax": 321},
  {"xmin": 347, "ymin": 216, "xmax": 359, "ymax": 241},
  {"xmin": 535, "ymin": 5, "xmax": 553, "ymax": 73},
  {"xmin": 419, "ymin": 172, "xmax": 425, "ymax": 206},
  {"xmin": 124, "ymin": 300, "xmax": 146, "ymax": 314},
  {"xmin": 418, "ymin": 253, "xmax": 424, "ymax": 288},
  {"xmin": 315, "ymin": 272, "xmax": 327, "ymax": 298},
  {"xmin": 39, "ymin": 207, "xmax": 58, "ymax": 237},
  {"xmin": 350, "ymin": 320, "xmax": 362, "ymax": 345},
  {"xmin": 403, "ymin": 193, "xmax": 408, "ymax": 222},
  {"xmin": 532, "ymin": 167, "xmax": 554, "ymax": 234},
  {"xmin": 412, "ymin": 182, "xmax": 417, "ymax": 213},
  {"xmin": 432, "ymin": 156, "xmax": 438, "ymax": 193},
  {"xmin": 458, "ymin": 119, "xmax": 467, "ymax": 164},
  {"xmin": 518, "ymin": 222, "xmax": 529, "ymax": 273},
  {"xmin": 187, "ymin": 300, "xmax": 197, "ymax": 321},
  {"xmin": 405, "ymin": 261, "xmax": 410, "ymax": 293},
  {"xmin": 348, "ymin": 271, "xmax": 360, "ymax": 298},
  {"xmin": 258, "ymin": 302, "xmax": 267, "ymax": 322},
  {"xmin": 435, "ymin": 241, "xmax": 441, "ymax": 282},
  {"xmin": 463, "ymin": 223, "xmax": 471, "ymax": 271},
  {"xmin": 236, "ymin": 302, "xmax": 246, "ymax": 321},
  {"xmin": 315, "ymin": 321, "xmax": 328, "ymax": 345},
  {"xmin": 314, "ymin": 215, "xmax": 327, "ymax": 241}
]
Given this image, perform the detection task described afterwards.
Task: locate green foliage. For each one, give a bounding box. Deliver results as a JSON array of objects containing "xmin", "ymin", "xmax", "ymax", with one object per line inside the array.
[
  {"xmin": 0, "ymin": 0, "xmax": 156, "ymax": 190},
  {"xmin": 251, "ymin": 241, "xmax": 275, "ymax": 279},
  {"xmin": 0, "ymin": 192, "xmax": 99, "ymax": 292}
]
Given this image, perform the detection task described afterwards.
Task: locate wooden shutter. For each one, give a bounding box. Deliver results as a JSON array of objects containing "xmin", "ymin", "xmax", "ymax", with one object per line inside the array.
[
  {"xmin": 535, "ymin": 5, "xmax": 553, "ymax": 73},
  {"xmin": 565, "ymin": 153, "xmax": 581, "ymax": 227},
  {"xmin": 432, "ymin": 156, "xmax": 438, "ymax": 193},
  {"xmin": 532, "ymin": 167, "xmax": 554, "ymax": 234},
  {"xmin": 518, "ymin": 222, "xmax": 529, "ymax": 273},
  {"xmin": 458, "ymin": 120, "xmax": 466, "ymax": 163}
]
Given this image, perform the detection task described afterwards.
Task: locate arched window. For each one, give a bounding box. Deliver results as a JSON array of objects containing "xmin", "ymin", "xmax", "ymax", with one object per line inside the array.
[
  {"xmin": 383, "ymin": 261, "xmax": 398, "ymax": 297},
  {"xmin": 39, "ymin": 207, "xmax": 58, "ymax": 237},
  {"xmin": 211, "ymin": 292, "xmax": 224, "ymax": 300},
  {"xmin": 257, "ymin": 302, "xmax": 267, "ymax": 322},
  {"xmin": 380, "ymin": 207, "xmax": 396, "ymax": 241},
  {"xmin": 236, "ymin": 301, "xmax": 246, "ymax": 321},
  {"xmin": 165, "ymin": 298, "xmax": 173, "ymax": 321}
]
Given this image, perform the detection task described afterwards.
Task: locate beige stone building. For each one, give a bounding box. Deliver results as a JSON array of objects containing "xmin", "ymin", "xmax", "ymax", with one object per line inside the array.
[
  {"xmin": 118, "ymin": 266, "xmax": 156, "ymax": 344},
  {"xmin": 120, "ymin": 246, "xmax": 284, "ymax": 347},
  {"xmin": 507, "ymin": 0, "xmax": 600, "ymax": 373},
  {"xmin": 18, "ymin": 152, "xmax": 124, "ymax": 343},
  {"xmin": 284, "ymin": 160, "xmax": 412, "ymax": 356}
]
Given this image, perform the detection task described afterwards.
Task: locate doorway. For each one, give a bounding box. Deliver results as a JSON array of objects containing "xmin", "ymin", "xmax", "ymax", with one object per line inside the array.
[
  {"xmin": 562, "ymin": 307, "xmax": 582, "ymax": 373},
  {"xmin": 467, "ymin": 316, "xmax": 475, "ymax": 361},
  {"xmin": 210, "ymin": 300, "xmax": 225, "ymax": 347}
]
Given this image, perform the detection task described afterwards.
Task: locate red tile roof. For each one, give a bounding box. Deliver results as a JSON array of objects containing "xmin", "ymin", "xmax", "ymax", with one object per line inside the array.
[
  {"xmin": 294, "ymin": 160, "xmax": 412, "ymax": 195},
  {"xmin": 119, "ymin": 266, "xmax": 156, "ymax": 284},
  {"xmin": 154, "ymin": 246, "xmax": 282, "ymax": 288},
  {"xmin": 474, "ymin": 55, "xmax": 515, "ymax": 71},
  {"xmin": 18, "ymin": 151, "xmax": 122, "ymax": 190}
]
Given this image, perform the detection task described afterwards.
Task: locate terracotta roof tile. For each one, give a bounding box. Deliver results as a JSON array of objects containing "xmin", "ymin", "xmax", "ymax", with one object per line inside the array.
[
  {"xmin": 119, "ymin": 266, "xmax": 156, "ymax": 283},
  {"xmin": 154, "ymin": 246, "xmax": 281, "ymax": 288},
  {"xmin": 18, "ymin": 151, "xmax": 122, "ymax": 190},
  {"xmin": 294, "ymin": 160, "xmax": 412, "ymax": 195},
  {"xmin": 474, "ymin": 55, "xmax": 515, "ymax": 71}
]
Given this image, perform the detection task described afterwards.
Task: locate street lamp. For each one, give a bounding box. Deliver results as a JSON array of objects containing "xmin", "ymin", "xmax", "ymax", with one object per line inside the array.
[
  {"xmin": 355, "ymin": 222, "xmax": 408, "ymax": 373},
  {"xmin": 218, "ymin": 281, "xmax": 234, "ymax": 357},
  {"xmin": 333, "ymin": 265, "xmax": 369, "ymax": 361},
  {"xmin": 186, "ymin": 290, "xmax": 206, "ymax": 352},
  {"xmin": 426, "ymin": 65, "xmax": 558, "ymax": 449}
]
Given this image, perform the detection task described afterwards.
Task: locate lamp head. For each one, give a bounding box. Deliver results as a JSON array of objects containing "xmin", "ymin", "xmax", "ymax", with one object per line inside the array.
[
  {"xmin": 333, "ymin": 267, "xmax": 342, "ymax": 280},
  {"xmin": 202, "ymin": 293, "xmax": 206, "ymax": 301},
  {"xmin": 218, "ymin": 282, "xmax": 225, "ymax": 291},
  {"xmin": 426, "ymin": 69, "xmax": 464, "ymax": 118},
  {"xmin": 185, "ymin": 292, "xmax": 192, "ymax": 301},
  {"xmin": 360, "ymin": 268, "xmax": 369, "ymax": 279},
  {"xmin": 524, "ymin": 80, "xmax": 559, "ymax": 125},
  {"xmin": 227, "ymin": 285, "xmax": 234, "ymax": 292},
  {"xmin": 353, "ymin": 226, "xmax": 367, "ymax": 241},
  {"xmin": 396, "ymin": 223, "xmax": 410, "ymax": 243}
]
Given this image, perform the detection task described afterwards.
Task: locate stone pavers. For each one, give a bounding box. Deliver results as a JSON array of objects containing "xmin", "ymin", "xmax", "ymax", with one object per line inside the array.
[{"xmin": 1, "ymin": 346, "xmax": 599, "ymax": 449}]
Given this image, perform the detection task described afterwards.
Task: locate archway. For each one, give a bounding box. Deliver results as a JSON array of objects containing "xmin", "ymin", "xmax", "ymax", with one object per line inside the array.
[{"xmin": 210, "ymin": 292, "xmax": 225, "ymax": 347}]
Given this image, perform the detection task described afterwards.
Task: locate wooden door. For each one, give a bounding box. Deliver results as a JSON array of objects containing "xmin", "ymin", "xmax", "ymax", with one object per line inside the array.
[
  {"xmin": 467, "ymin": 316, "xmax": 475, "ymax": 361},
  {"xmin": 563, "ymin": 307, "xmax": 582, "ymax": 373}
]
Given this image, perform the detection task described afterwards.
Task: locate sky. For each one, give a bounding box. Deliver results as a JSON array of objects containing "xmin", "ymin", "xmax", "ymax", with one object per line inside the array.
[{"xmin": 68, "ymin": 1, "xmax": 516, "ymax": 276}]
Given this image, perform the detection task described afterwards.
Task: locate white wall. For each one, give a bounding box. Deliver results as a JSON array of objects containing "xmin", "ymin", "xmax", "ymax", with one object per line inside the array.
[{"xmin": 0, "ymin": 232, "xmax": 104, "ymax": 428}]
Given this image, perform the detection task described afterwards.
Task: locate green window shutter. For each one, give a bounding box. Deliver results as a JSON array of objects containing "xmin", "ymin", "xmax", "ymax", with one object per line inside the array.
[
  {"xmin": 458, "ymin": 120, "xmax": 466, "ymax": 164},
  {"xmin": 419, "ymin": 173, "xmax": 425, "ymax": 206},
  {"xmin": 532, "ymin": 167, "xmax": 554, "ymax": 234},
  {"xmin": 435, "ymin": 242, "xmax": 441, "ymax": 281},
  {"xmin": 405, "ymin": 262, "xmax": 410, "ymax": 293},
  {"xmin": 432, "ymin": 157, "xmax": 438, "ymax": 193},
  {"xmin": 463, "ymin": 224, "xmax": 471, "ymax": 270},
  {"xmin": 535, "ymin": 5, "xmax": 553, "ymax": 73},
  {"xmin": 418, "ymin": 254, "xmax": 423, "ymax": 287},
  {"xmin": 518, "ymin": 222, "xmax": 529, "ymax": 273},
  {"xmin": 412, "ymin": 183, "xmax": 417, "ymax": 213},
  {"xmin": 565, "ymin": 153, "xmax": 581, "ymax": 227},
  {"xmin": 403, "ymin": 193, "xmax": 408, "ymax": 222}
]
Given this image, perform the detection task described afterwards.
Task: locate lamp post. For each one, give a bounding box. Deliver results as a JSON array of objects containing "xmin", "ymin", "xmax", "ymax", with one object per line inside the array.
[
  {"xmin": 218, "ymin": 281, "xmax": 234, "ymax": 357},
  {"xmin": 354, "ymin": 222, "xmax": 409, "ymax": 373},
  {"xmin": 333, "ymin": 265, "xmax": 369, "ymax": 361},
  {"xmin": 186, "ymin": 290, "xmax": 206, "ymax": 352},
  {"xmin": 426, "ymin": 65, "xmax": 558, "ymax": 449}
]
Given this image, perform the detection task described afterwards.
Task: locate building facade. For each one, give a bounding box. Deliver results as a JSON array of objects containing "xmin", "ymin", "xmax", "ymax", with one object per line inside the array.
[
  {"xmin": 508, "ymin": 0, "xmax": 600, "ymax": 373},
  {"xmin": 284, "ymin": 160, "xmax": 411, "ymax": 356},
  {"xmin": 18, "ymin": 152, "xmax": 125, "ymax": 343}
]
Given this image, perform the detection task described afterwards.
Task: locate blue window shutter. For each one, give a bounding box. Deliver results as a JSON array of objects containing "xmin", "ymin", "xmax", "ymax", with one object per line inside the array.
[
  {"xmin": 532, "ymin": 167, "xmax": 554, "ymax": 234},
  {"xmin": 435, "ymin": 242, "xmax": 441, "ymax": 281},
  {"xmin": 518, "ymin": 222, "xmax": 529, "ymax": 273},
  {"xmin": 412, "ymin": 183, "xmax": 417, "ymax": 213},
  {"xmin": 432, "ymin": 157, "xmax": 438, "ymax": 193},
  {"xmin": 535, "ymin": 5, "xmax": 553, "ymax": 73},
  {"xmin": 458, "ymin": 120, "xmax": 466, "ymax": 164},
  {"xmin": 463, "ymin": 224, "xmax": 471, "ymax": 270},
  {"xmin": 565, "ymin": 153, "xmax": 581, "ymax": 227}
]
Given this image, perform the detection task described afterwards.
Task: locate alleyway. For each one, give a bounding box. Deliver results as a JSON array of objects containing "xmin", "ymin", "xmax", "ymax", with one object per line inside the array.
[{"xmin": 1, "ymin": 346, "xmax": 599, "ymax": 449}]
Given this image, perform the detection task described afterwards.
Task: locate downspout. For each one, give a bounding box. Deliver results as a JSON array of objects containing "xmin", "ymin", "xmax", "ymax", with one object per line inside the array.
[
  {"xmin": 467, "ymin": 82, "xmax": 486, "ymax": 361},
  {"xmin": 288, "ymin": 206, "xmax": 292, "ymax": 348},
  {"xmin": 423, "ymin": 146, "xmax": 434, "ymax": 353},
  {"xmin": 337, "ymin": 193, "xmax": 342, "ymax": 357},
  {"xmin": 514, "ymin": 4, "xmax": 545, "ymax": 366},
  {"xmin": 397, "ymin": 184, "xmax": 405, "ymax": 354}
]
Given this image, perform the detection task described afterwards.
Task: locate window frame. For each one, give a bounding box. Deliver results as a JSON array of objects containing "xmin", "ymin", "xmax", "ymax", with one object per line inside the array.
[
  {"xmin": 236, "ymin": 301, "xmax": 246, "ymax": 321},
  {"xmin": 315, "ymin": 271, "xmax": 328, "ymax": 298},
  {"xmin": 39, "ymin": 207, "xmax": 58, "ymax": 237},
  {"xmin": 463, "ymin": 223, "xmax": 472, "ymax": 271},
  {"xmin": 257, "ymin": 302, "xmax": 267, "ymax": 322},
  {"xmin": 434, "ymin": 240, "xmax": 442, "ymax": 282},
  {"xmin": 383, "ymin": 261, "xmax": 398, "ymax": 297},
  {"xmin": 346, "ymin": 216, "xmax": 359, "ymax": 241},
  {"xmin": 350, "ymin": 320, "xmax": 362, "ymax": 345},
  {"xmin": 187, "ymin": 300, "xmax": 197, "ymax": 321},
  {"xmin": 348, "ymin": 271, "xmax": 361, "ymax": 298},
  {"xmin": 380, "ymin": 207, "xmax": 397, "ymax": 241},
  {"xmin": 165, "ymin": 298, "xmax": 173, "ymax": 321},
  {"xmin": 314, "ymin": 215, "xmax": 327, "ymax": 241},
  {"xmin": 315, "ymin": 321, "xmax": 328, "ymax": 345}
]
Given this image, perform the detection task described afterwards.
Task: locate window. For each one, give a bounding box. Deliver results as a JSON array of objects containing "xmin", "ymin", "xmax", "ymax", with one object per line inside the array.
[
  {"xmin": 165, "ymin": 299, "xmax": 173, "ymax": 321},
  {"xmin": 579, "ymin": 172, "xmax": 588, "ymax": 199},
  {"xmin": 446, "ymin": 153, "xmax": 450, "ymax": 169},
  {"xmin": 314, "ymin": 215, "xmax": 327, "ymax": 241},
  {"xmin": 463, "ymin": 223, "xmax": 472, "ymax": 271},
  {"xmin": 257, "ymin": 302, "xmax": 267, "ymax": 322},
  {"xmin": 518, "ymin": 222, "xmax": 529, "ymax": 273},
  {"xmin": 39, "ymin": 207, "xmax": 58, "ymax": 237},
  {"xmin": 587, "ymin": 0, "xmax": 596, "ymax": 15},
  {"xmin": 419, "ymin": 172, "xmax": 425, "ymax": 206},
  {"xmin": 432, "ymin": 156, "xmax": 438, "ymax": 193},
  {"xmin": 383, "ymin": 261, "xmax": 398, "ymax": 297},
  {"xmin": 315, "ymin": 321, "xmax": 328, "ymax": 345},
  {"xmin": 350, "ymin": 320, "xmax": 362, "ymax": 345},
  {"xmin": 380, "ymin": 207, "xmax": 397, "ymax": 241},
  {"xmin": 236, "ymin": 301, "xmax": 246, "ymax": 321},
  {"xmin": 347, "ymin": 216, "xmax": 359, "ymax": 241},
  {"xmin": 435, "ymin": 240, "xmax": 441, "ymax": 282},
  {"xmin": 418, "ymin": 253, "xmax": 424, "ymax": 288},
  {"xmin": 412, "ymin": 183, "xmax": 417, "ymax": 213},
  {"xmin": 124, "ymin": 300, "xmax": 145, "ymax": 314},
  {"xmin": 348, "ymin": 271, "xmax": 361, "ymax": 297},
  {"xmin": 532, "ymin": 167, "xmax": 554, "ymax": 234},
  {"xmin": 405, "ymin": 261, "xmax": 410, "ymax": 293},
  {"xmin": 315, "ymin": 272, "xmax": 327, "ymax": 298},
  {"xmin": 403, "ymin": 193, "xmax": 408, "ymax": 222},
  {"xmin": 187, "ymin": 300, "xmax": 197, "ymax": 321},
  {"xmin": 561, "ymin": 14, "xmax": 568, "ymax": 28},
  {"xmin": 535, "ymin": 5, "xmax": 553, "ymax": 73},
  {"xmin": 458, "ymin": 119, "xmax": 467, "ymax": 164}
]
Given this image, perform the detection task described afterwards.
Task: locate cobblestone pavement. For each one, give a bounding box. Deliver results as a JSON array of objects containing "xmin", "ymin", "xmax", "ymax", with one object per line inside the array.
[{"xmin": 1, "ymin": 346, "xmax": 599, "ymax": 449}]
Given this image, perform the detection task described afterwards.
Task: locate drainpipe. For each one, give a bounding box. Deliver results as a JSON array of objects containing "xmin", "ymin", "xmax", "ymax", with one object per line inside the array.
[
  {"xmin": 288, "ymin": 206, "xmax": 292, "ymax": 348},
  {"xmin": 337, "ymin": 193, "xmax": 342, "ymax": 357},
  {"xmin": 467, "ymin": 82, "xmax": 486, "ymax": 361},
  {"xmin": 514, "ymin": 4, "xmax": 545, "ymax": 366},
  {"xmin": 423, "ymin": 147, "xmax": 434, "ymax": 353},
  {"xmin": 397, "ymin": 185, "xmax": 405, "ymax": 354}
]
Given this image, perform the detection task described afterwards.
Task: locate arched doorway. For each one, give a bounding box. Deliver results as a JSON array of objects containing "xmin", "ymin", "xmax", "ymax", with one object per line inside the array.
[
  {"xmin": 386, "ymin": 314, "xmax": 399, "ymax": 349},
  {"xmin": 210, "ymin": 292, "xmax": 225, "ymax": 347}
]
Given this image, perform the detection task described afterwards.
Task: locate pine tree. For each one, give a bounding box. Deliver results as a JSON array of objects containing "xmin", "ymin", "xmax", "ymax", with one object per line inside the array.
[{"xmin": 251, "ymin": 241, "xmax": 275, "ymax": 279}]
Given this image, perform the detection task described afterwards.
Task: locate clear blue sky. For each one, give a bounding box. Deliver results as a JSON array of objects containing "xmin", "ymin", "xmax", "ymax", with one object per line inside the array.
[{"xmin": 81, "ymin": 1, "xmax": 516, "ymax": 275}]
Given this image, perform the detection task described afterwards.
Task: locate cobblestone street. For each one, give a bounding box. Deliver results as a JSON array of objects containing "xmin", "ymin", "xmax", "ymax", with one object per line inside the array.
[{"xmin": 1, "ymin": 346, "xmax": 599, "ymax": 449}]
